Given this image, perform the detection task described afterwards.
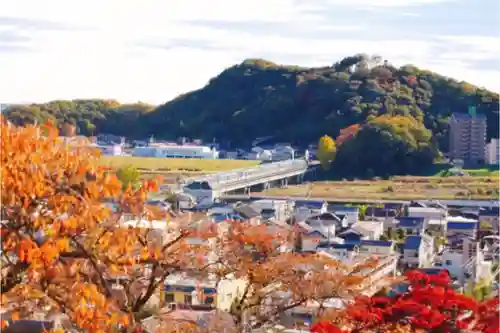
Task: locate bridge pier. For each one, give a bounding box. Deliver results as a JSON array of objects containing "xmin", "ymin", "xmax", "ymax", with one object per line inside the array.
[
  {"xmin": 263, "ymin": 182, "xmax": 271, "ymax": 191},
  {"xmin": 244, "ymin": 187, "xmax": 250, "ymax": 195},
  {"xmin": 280, "ymin": 178, "xmax": 289, "ymax": 189}
]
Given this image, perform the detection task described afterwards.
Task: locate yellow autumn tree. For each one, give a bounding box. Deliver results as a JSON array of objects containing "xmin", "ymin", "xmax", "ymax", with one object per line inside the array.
[
  {"xmin": 317, "ymin": 135, "xmax": 337, "ymax": 170},
  {"xmin": 0, "ymin": 119, "xmax": 212, "ymax": 333}
]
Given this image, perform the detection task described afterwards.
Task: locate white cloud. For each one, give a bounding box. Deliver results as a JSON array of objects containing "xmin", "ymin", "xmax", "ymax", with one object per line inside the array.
[{"xmin": 0, "ymin": 0, "xmax": 498, "ymax": 105}]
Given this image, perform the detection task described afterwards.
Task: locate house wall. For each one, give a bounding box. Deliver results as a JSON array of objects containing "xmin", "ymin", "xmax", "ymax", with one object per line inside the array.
[
  {"xmin": 358, "ymin": 245, "xmax": 394, "ymax": 257},
  {"xmin": 403, "ymin": 249, "xmax": 419, "ymax": 267},
  {"xmin": 302, "ymin": 236, "xmax": 322, "ymax": 252},
  {"xmin": 408, "ymin": 208, "xmax": 447, "ymax": 221},
  {"xmin": 439, "ymin": 250, "xmax": 465, "ymax": 280}
]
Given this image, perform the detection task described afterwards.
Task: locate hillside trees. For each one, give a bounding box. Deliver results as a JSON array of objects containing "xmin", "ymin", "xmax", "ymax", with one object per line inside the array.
[
  {"xmin": 0, "ymin": 119, "xmax": 375, "ymax": 332},
  {"xmin": 317, "ymin": 135, "xmax": 337, "ymax": 170},
  {"xmin": 3, "ymin": 55, "xmax": 499, "ymax": 157},
  {"xmin": 334, "ymin": 115, "xmax": 437, "ymax": 178}
]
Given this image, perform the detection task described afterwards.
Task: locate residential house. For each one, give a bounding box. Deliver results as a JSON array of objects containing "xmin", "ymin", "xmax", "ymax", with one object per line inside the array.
[
  {"xmin": 330, "ymin": 205, "xmax": 359, "ymax": 226},
  {"xmin": 479, "ymin": 207, "xmax": 499, "ymax": 232},
  {"xmin": 401, "ymin": 234, "xmax": 435, "ymax": 269},
  {"xmin": 446, "ymin": 220, "xmax": 478, "ymax": 241},
  {"xmin": 355, "ymin": 221, "xmax": 384, "ymax": 240},
  {"xmin": 395, "ymin": 216, "xmax": 425, "ymax": 235},
  {"xmin": 233, "ymin": 204, "xmax": 262, "ymax": 224},
  {"xmin": 357, "ymin": 254, "xmax": 399, "ymax": 296},
  {"xmin": 365, "ymin": 206, "xmax": 401, "ymax": 226},
  {"xmin": 316, "ymin": 243, "xmax": 359, "ymax": 261},
  {"xmin": 305, "ymin": 212, "xmax": 346, "ymax": 229},
  {"xmin": 296, "ymin": 222, "xmax": 338, "ymax": 251},
  {"xmin": 436, "ymin": 239, "xmax": 484, "ymax": 283},
  {"xmin": 252, "ymin": 198, "xmax": 295, "ymax": 221},
  {"xmin": 338, "ymin": 221, "xmax": 383, "ymax": 244},
  {"xmin": 293, "ymin": 200, "xmax": 328, "ymax": 222},
  {"xmin": 163, "ymin": 273, "xmax": 246, "ymax": 312},
  {"xmin": 337, "ymin": 228, "xmax": 366, "ymax": 244},
  {"xmin": 358, "ymin": 240, "xmax": 396, "ymax": 257},
  {"xmin": 408, "ymin": 206, "xmax": 447, "ymax": 221}
]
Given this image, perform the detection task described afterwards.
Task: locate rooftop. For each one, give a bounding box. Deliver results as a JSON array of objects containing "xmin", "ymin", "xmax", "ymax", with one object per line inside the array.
[
  {"xmin": 447, "ymin": 221, "xmax": 478, "ymax": 230},
  {"xmin": 295, "ymin": 200, "xmax": 326, "ymax": 209},
  {"xmin": 404, "ymin": 235, "xmax": 422, "ymax": 250},
  {"xmin": 397, "ymin": 216, "xmax": 425, "ymax": 228},
  {"xmin": 360, "ymin": 240, "xmax": 393, "ymax": 247}
]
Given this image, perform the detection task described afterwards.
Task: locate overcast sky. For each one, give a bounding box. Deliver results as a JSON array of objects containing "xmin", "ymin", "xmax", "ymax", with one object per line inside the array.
[{"xmin": 1, "ymin": 0, "xmax": 499, "ymax": 105}]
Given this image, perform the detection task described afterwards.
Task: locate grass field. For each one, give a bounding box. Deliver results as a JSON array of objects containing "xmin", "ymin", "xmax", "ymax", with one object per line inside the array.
[
  {"xmin": 99, "ymin": 156, "xmax": 260, "ymax": 173},
  {"xmin": 260, "ymin": 176, "xmax": 499, "ymax": 200}
]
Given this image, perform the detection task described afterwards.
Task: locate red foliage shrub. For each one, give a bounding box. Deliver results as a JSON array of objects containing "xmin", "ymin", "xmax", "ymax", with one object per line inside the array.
[{"xmin": 313, "ymin": 270, "xmax": 499, "ymax": 333}]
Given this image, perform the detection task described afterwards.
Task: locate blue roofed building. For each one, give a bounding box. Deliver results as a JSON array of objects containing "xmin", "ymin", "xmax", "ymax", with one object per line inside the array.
[
  {"xmin": 396, "ymin": 216, "xmax": 425, "ymax": 235},
  {"xmin": 446, "ymin": 221, "xmax": 478, "ymax": 240},
  {"xmin": 401, "ymin": 234, "xmax": 435, "ymax": 269}
]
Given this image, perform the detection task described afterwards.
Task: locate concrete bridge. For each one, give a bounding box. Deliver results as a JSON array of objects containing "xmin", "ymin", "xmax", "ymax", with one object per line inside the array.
[{"xmin": 181, "ymin": 159, "xmax": 311, "ymax": 205}]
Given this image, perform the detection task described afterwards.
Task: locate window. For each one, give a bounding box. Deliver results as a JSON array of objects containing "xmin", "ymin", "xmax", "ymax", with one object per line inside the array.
[
  {"xmin": 205, "ymin": 296, "xmax": 214, "ymax": 305},
  {"xmin": 445, "ymin": 260, "xmax": 452, "ymax": 266},
  {"xmin": 165, "ymin": 293, "xmax": 174, "ymax": 303},
  {"xmin": 184, "ymin": 294, "xmax": 193, "ymax": 304}
]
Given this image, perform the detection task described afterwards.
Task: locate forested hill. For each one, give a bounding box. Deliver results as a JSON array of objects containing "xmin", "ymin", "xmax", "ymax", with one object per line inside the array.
[{"xmin": 3, "ymin": 55, "xmax": 499, "ymax": 152}]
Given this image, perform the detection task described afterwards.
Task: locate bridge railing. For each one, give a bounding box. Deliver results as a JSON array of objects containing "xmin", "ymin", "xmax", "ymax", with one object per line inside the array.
[{"xmin": 187, "ymin": 159, "xmax": 308, "ymax": 188}]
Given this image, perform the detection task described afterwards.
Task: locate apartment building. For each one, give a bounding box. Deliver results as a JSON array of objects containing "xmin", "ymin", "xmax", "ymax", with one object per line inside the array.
[
  {"xmin": 485, "ymin": 138, "xmax": 500, "ymax": 165},
  {"xmin": 448, "ymin": 111, "xmax": 487, "ymax": 165}
]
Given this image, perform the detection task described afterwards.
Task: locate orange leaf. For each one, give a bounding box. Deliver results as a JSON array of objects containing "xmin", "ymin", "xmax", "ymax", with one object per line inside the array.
[{"xmin": 11, "ymin": 312, "xmax": 20, "ymax": 321}]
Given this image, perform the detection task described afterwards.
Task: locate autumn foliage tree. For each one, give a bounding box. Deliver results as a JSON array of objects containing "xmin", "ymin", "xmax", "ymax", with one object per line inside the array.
[
  {"xmin": 204, "ymin": 221, "xmax": 377, "ymax": 332},
  {"xmin": 1, "ymin": 119, "xmax": 377, "ymax": 333},
  {"xmin": 336, "ymin": 124, "xmax": 360, "ymax": 147},
  {"xmin": 0, "ymin": 119, "xmax": 212, "ymax": 332},
  {"xmin": 312, "ymin": 270, "xmax": 500, "ymax": 333},
  {"xmin": 317, "ymin": 135, "xmax": 337, "ymax": 170}
]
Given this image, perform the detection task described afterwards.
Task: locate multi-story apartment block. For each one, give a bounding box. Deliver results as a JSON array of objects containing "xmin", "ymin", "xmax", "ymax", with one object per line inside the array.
[
  {"xmin": 485, "ymin": 138, "xmax": 500, "ymax": 165},
  {"xmin": 448, "ymin": 111, "xmax": 487, "ymax": 166}
]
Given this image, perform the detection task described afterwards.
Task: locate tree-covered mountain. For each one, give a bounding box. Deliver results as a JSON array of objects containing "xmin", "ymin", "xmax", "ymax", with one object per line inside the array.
[{"xmin": 3, "ymin": 55, "xmax": 499, "ymax": 154}]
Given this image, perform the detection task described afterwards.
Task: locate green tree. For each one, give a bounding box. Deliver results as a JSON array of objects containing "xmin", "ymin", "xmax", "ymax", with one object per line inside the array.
[
  {"xmin": 334, "ymin": 115, "xmax": 437, "ymax": 177},
  {"xmin": 116, "ymin": 165, "xmax": 141, "ymax": 189},
  {"xmin": 317, "ymin": 135, "xmax": 337, "ymax": 170}
]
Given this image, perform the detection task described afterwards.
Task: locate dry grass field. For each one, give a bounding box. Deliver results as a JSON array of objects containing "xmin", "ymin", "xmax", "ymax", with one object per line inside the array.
[
  {"xmin": 99, "ymin": 156, "xmax": 259, "ymax": 173},
  {"xmin": 261, "ymin": 176, "xmax": 499, "ymax": 200}
]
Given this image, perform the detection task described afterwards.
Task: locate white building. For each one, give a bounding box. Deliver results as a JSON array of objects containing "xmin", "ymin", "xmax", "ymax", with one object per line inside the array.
[
  {"xmin": 332, "ymin": 206, "xmax": 359, "ymax": 226},
  {"xmin": 402, "ymin": 234, "xmax": 435, "ymax": 269},
  {"xmin": 94, "ymin": 144, "xmax": 123, "ymax": 156},
  {"xmin": 132, "ymin": 144, "xmax": 219, "ymax": 159},
  {"xmin": 249, "ymin": 199, "xmax": 294, "ymax": 221},
  {"xmin": 408, "ymin": 207, "xmax": 447, "ymax": 221},
  {"xmin": 485, "ymin": 138, "xmax": 500, "ymax": 164}
]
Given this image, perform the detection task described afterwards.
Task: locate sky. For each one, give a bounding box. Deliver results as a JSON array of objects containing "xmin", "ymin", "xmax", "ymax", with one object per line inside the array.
[{"xmin": 1, "ymin": 0, "xmax": 499, "ymax": 105}]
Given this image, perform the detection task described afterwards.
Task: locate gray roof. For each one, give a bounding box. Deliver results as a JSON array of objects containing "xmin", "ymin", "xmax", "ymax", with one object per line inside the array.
[{"xmin": 234, "ymin": 204, "xmax": 261, "ymax": 219}]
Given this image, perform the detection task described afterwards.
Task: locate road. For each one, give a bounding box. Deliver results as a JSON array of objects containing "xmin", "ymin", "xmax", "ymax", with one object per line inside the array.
[{"xmin": 221, "ymin": 194, "xmax": 499, "ymax": 208}]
